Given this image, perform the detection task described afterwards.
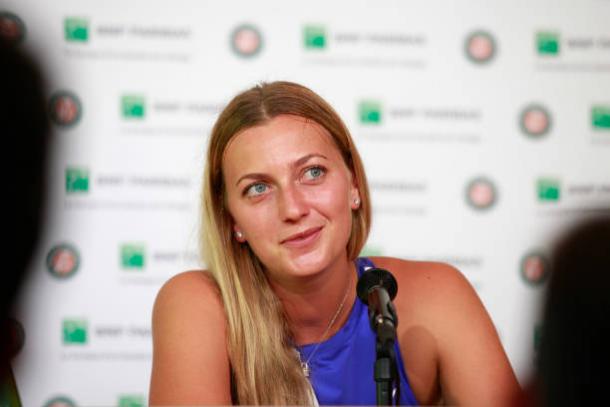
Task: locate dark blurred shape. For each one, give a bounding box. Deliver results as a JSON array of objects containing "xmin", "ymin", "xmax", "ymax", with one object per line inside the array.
[
  {"xmin": 1, "ymin": 34, "xmax": 50, "ymax": 374},
  {"xmin": 536, "ymin": 215, "xmax": 610, "ymax": 406}
]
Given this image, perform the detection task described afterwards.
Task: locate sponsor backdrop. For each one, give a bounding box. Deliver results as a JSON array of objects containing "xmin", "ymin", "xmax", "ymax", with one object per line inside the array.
[{"xmin": 3, "ymin": 0, "xmax": 610, "ymax": 405}]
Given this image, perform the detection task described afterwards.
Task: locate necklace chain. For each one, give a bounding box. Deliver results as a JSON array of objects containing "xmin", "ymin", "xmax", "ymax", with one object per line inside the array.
[{"xmin": 299, "ymin": 270, "xmax": 353, "ymax": 378}]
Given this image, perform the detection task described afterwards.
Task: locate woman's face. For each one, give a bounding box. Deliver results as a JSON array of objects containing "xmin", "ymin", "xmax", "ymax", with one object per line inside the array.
[{"xmin": 222, "ymin": 114, "xmax": 360, "ymax": 284}]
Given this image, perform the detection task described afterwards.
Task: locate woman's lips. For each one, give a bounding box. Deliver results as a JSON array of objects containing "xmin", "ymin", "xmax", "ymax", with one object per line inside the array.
[{"xmin": 281, "ymin": 226, "xmax": 323, "ymax": 248}]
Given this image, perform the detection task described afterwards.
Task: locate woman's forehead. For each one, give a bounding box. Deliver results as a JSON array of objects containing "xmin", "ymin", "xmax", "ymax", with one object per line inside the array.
[{"xmin": 222, "ymin": 115, "xmax": 342, "ymax": 174}]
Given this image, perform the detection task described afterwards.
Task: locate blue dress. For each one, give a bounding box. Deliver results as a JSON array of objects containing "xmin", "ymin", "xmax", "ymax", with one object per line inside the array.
[{"xmin": 296, "ymin": 257, "xmax": 419, "ymax": 405}]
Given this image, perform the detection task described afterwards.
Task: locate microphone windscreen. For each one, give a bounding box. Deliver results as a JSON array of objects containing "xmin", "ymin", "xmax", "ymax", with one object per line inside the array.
[{"xmin": 356, "ymin": 268, "xmax": 398, "ymax": 304}]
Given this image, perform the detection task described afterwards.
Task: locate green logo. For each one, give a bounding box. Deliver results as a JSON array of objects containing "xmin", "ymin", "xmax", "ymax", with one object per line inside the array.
[
  {"xmin": 592, "ymin": 106, "xmax": 610, "ymax": 130},
  {"xmin": 64, "ymin": 17, "xmax": 88, "ymax": 42},
  {"xmin": 118, "ymin": 395, "xmax": 145, "ymax": 407},
  {"xmin": 304, "ymin": 25, "xmax": 326, "ymax": 49},
  {"xmin": 359, "ymin": 100, "xmax": 382, "ymax": 124},
  {"xmin": 43, "ymin": 395, "xmax": 77, "ymax": 407},
  {"xmin": 121, "ymin": 95, "xmax": 146, "ymax": 119},
  {"xmin": 537, "ymin": 178, "xmax": 560, "ymax": 202},
  {"xmin": 536, "ymin": 31, "xmax": 559, "ymax": 55},
  {"xmin": 121, "ymin": 244, "xmax": 146, "ymax": 269},
  {"xmin": 46, "ymin": 244, "xmax": 80, "ymax": 279},
  {"xmin": 65, "ymin": 167, "xmax": 90, "ymax": 193},
  {"xmin": 63, "ymin": 319, "xmax": 87, "ymax": 344}
]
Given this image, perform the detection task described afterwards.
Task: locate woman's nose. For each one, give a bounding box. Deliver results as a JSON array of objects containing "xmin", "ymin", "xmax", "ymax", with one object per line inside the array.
[{"xmin": 278, "ymin": 185, "xmax": 309, "ymax": 222}]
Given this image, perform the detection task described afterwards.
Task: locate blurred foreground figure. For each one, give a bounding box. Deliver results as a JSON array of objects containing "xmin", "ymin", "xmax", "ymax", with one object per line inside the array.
[
  {"xmin": 536, "ymin": 215, "xmax": 610, "ymax": 406},
  {"xmin": 1, "ymin": 36, "xmax": 50, "ymax": 402}
]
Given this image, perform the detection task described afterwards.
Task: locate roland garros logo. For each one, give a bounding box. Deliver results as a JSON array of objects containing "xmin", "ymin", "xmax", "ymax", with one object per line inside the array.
[
  {"xmin": 520, "ymin": 250, "xmax": 550, "ymax": 286},
  {"xmin": 46, "ymin": 244, "xmax": 80, "ymax": 279},
  {"xmin": 520, "ymin": 104, "xmax": 552, "ymax": 138},
  {"xmin": 465, "ymin": 177, "xmax": 497, "ymax": 211},
  {"xmin": 43, "ymin": 396, "xmax": 76, "ymax": 407},
  {"xmin": 230, "ymin": 24, "xmax": 263, "ymax": 58},
  {"xmin": 49, "ymin": 91, "xmax": 82, "ymax": 127},
  {"xmin": 0, "ymin": 12, "xmax": 26, "ymax": 44},
  {"xmin": 464, "ymin": 30, "xmax": 496, "ymax": 64}
]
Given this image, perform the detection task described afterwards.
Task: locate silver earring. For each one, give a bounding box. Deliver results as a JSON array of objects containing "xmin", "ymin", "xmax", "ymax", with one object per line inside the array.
[
  {"xmin": 235, "ymin": 231, "xmax": 244, "ymax": 240},
  {"xmin": 353, "ymin": 197, "xmax": 360, "ymax": 208}
]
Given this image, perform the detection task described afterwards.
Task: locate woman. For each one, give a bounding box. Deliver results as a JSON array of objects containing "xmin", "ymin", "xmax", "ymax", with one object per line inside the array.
[{"xmin": 149, "ymin": 81, "xmax": 520, "ymax": 405}]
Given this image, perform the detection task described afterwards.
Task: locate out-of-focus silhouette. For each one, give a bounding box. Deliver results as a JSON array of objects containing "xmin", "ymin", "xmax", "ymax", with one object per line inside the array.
[
  {"xmin": 533, "ymin": 214, "xmax": 610, "ymax": 406},
  {"xmin": 1, "ymin": 35, "xmax": 50, "ymax": 401}
]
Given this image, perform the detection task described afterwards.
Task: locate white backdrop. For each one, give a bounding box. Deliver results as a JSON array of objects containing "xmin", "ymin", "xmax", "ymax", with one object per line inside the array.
[{"xmin": 3, "ymin": 0, "xmax": 610, "ymax": 405}]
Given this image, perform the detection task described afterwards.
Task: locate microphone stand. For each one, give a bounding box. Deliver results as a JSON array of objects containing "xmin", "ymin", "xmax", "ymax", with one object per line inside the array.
[{"xmin": 368, "ymin": 286, "xmax": 400, "ymax": 405}]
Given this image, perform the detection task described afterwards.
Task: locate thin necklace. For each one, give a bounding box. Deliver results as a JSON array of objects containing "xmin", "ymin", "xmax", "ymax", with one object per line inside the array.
[{"xmin": 299, "ymin": 269, "xmax": 353, "ymax": 378}]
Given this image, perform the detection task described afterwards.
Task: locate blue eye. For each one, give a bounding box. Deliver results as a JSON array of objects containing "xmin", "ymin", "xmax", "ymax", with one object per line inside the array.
[
  {"xmin": 304, "ymin": 166, "xmax": 325, "ymax": 181},
  {"xmin": 245, "ymin": 182, "xmax": 268, "ymax": 197}
]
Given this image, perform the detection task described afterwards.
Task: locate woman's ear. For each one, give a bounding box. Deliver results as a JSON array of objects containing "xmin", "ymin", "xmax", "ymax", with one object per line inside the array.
[{"xmin": 350, "ymin": 185, "xmax": 361, "ymax": 210}]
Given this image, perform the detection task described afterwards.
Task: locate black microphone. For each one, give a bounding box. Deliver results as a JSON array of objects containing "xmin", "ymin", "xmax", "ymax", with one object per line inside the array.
[{"xmin": 356, "ymin": 268, "xmax": 398, "ymax": 344}]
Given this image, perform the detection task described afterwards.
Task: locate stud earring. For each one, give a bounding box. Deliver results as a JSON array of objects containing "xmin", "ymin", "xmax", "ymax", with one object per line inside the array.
[
  {"xmin": 353, "ymin": 197, "xmax": 361, "ymax": 208},
  {"xmin": 235, "ymin": 230, "xmax": 244, "ymax": 240}
]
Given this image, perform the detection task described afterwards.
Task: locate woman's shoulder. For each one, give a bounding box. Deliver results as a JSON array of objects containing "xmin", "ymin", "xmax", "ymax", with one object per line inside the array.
[
  {"xmin": 366, "ymin": 256, "xmax": 478, "ymax": 318},
  {"xmin": 153, "ymin": 269, "xmax": 225, "ymax": 318}
]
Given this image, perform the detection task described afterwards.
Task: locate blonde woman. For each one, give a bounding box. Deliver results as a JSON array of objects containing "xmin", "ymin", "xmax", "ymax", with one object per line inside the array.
[{"xmin": 149, "ymin": 82, "xmax": 520, "ymax": 405}]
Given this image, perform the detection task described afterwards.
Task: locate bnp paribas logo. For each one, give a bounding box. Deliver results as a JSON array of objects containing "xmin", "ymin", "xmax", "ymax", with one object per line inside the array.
[
  {"xmin": 465, "ymin": 177, "xmax": 497, "ymax": 211},
  {"xmin": 65, "ymin": 167, "xmax": 90, "ymax": 194},
  {"xmin": 62, "ymin": 319, "xmax": 87, "ymax": 345},
  {"xmin": 46, "ymin": 244, "xmax": 80, "ymax": 279},
  {"xmin": 43, "ymin": 396, "xmax": 77, "ymax": 407},
  {"xmin": 231, "ymin": 24, "xmax": 263, "ymax": 58},
  {"xmin": 121, "ymin": 244, "xmax": 146, "ymax": 270},
  {"xmin": 119, "ymin": 395, "xmax": 145, "ymax": 407},
  {"xmin": 520, "ymin": 250, "xmax": 550, "ymax": 286},
  {"xmin": 592, "ymin": 105, "xmax": 610, "ymax": 130},
  {"xmin": 536, "ymin": 31, "xmax": 560, "ymax": 56},
  {"xmin": 64, "ymin": 17, "xmax": 89, "ymax": 42},
  {"xmin": 49, "ymin": 91, "xmax": 82, "ymax": 127},
  {"xmin": 464, "ymin": 30, "xmax": 496, "ymax": 65},
  {"xmin": 359, "ymin": 100, "xmax": 382, "ymax": 125},
  {"xmin": 537, "ymin": 177, "xmax": 561, "ymax": 202},
  {"xmin": 0, "ymin": 11, "xmax": 26, "ymax": 44},
  {"xmin": 303, "ymin": 25, "xmax": 326, "ymax": 50},
  {"xmin": 520, "ymin": 104, "xmax": 552, "ymax": 138},
  {"xmin": 121, "ymin": 95, "xmax": 146, "ymax": 119}
]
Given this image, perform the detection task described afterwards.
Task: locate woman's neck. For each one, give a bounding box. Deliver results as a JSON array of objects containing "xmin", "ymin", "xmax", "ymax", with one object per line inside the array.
[{"xmin": 268, "ymin": 255, "xmax": 358, "ymax": 346}]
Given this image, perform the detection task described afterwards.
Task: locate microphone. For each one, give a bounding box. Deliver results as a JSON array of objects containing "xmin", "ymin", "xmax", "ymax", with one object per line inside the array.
[{"xmin": 356, "ymin": 268, "xmax": 398, "ymax": 344}]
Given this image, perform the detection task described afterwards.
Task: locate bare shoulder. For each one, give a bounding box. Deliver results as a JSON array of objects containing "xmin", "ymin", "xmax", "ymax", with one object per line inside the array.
[
  {"xmin": 368, "ymin": 256, "xmax": 472, "ymax": 307},
  {"xmin": 150, "ymin": 270, "xmax": 231, "ymax": 405},
  {"xmin": 153, "ymin": 269, "xmax": 225, "ymax": 317}
]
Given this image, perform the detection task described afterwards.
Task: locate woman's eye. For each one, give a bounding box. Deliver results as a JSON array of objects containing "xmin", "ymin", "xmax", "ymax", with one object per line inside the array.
[
  {"xmin": 245, "ymin": 182, "xmax": 268, "ymax": 197},
  {"xmin": 303, "ymin": 166, "xmax": 325, "ymax": 181}
]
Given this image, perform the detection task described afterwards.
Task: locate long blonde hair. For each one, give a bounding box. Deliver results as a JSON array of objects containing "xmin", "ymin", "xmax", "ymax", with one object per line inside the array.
[{"xmin": 201, "ymin": 81, "xmax": 371, "ymax": 404}]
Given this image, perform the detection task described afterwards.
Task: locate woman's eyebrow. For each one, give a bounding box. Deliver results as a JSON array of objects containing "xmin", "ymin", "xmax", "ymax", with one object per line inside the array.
[{"xmin": 235, "ymin": 153, "xmax": 328, "ymax": 187}]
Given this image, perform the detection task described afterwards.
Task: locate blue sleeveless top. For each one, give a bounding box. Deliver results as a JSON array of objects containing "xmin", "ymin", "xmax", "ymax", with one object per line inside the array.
[{"xmin": 296, "ymin": 257, "xmax": 419, "ymax": 405}]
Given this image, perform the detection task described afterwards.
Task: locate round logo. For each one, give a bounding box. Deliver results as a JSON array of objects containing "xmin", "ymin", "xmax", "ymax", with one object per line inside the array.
[
  {"xmin": 520, "ymin": 104, "xmax": 552, "ymax": 138},
  {"xmin": 230, "ymin": 24, "xmax": 263, "ymax": 58},
  {"xmin": 464, "ymin": 30, "xmax": 496, "ymax": 64},
  {"xmin": 43, "ymin": 396, "xmax": 77, "ymax": 407},
  {"xmin": 465, "ymin": 177, "xmax": 497, "ymax": 210},
  {"xmin": 46, "ymin": 244, "xmax": 80, "ymax": 279},
  {"xmin": 520, "ymin": 251, "xmax": 550, "ymax": 286},
  {"xmin": 48, "ymin": 91, "xmax": 82, "ymax": 127},
  {"xmin": 0, "ymin": 12, "xmax": 26, "ymax": 44}
]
